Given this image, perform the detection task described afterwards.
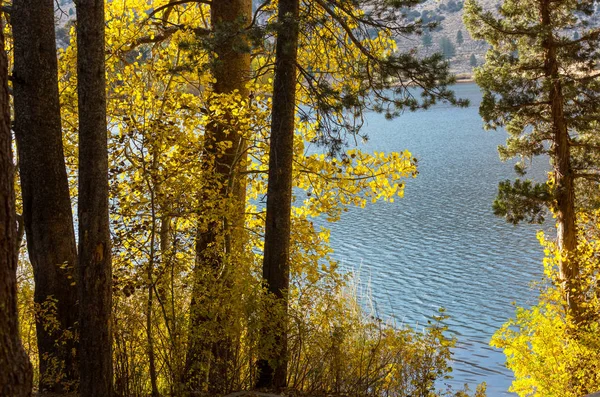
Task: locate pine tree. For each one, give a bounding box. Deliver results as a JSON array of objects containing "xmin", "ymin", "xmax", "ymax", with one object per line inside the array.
[
  {"xmin": 12, "ymin": 1, "xmax": 79, "ymax": 391},
  {"xmin": 439, "ymin": 36, "xmax": 456, "ymax": 59},
  {"xmin": 465, "ymin": 0, "xmax": 600, "ymax": 321},
  {"xmin": 0, "ymin": 18, "xmax": 33, "ymax": 397},
  {"xmin": 422, "ymin": 32, "xmax": 433, "ymax": 48},
  {"xmin": 256, "ymin": 0, "xmax": 299, "ymax": 388},
  {"xmin": 74, "ymin": 0, "xmax": 113, "ymax": 394},
  {"xmin": 469, "ymin": 53, "xmax": 477, "ymax": 67}
]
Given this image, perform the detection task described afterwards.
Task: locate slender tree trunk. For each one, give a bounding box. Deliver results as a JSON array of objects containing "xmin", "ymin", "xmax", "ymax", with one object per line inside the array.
[
  {"xmin": 0, "ymin": 20, "xmax": 33, "ymax": 397},
  {"xmin": 12, "ymin": 1, "xmax": 79, "ymax": 391},
  {"xmin": 541, "ymin": 0, "xmax": 579, "ymax": 319},
  {"xmin": 75, "ymin": 0, "xmax": 113, "ymax": 395},
  {"xmin": 146, "ymin": 163, "xmax": 159, "ymax": 397},
  {"xmin": 147, "ymin": 256, "xmax": 159, "ymax": 397},
  {"xmin": 185, "ymin": 0, "xmax": 251, "ymax": 392},
  {"xmin": 256, "ymin": 0, "xmax": 299, "ymax": 389},
  {"xmin": 158, "ymin": 215, "xmax": 182, "ymax": 391}
]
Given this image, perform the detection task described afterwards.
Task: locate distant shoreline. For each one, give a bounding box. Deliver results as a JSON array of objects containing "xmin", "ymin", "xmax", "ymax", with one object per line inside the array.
[
  {"xmin": 391, "ymin": 73, "xmax": 475, "ymax": 88},
  {"xmin": 454, "ymin": 73, "xmax": 474, "ymax": 84}
]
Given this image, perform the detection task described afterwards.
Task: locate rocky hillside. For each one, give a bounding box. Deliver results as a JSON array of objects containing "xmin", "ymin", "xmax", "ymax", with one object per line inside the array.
[
  {"xmin": 397, "ymin": 0, "xmax": 600, "ymax": 76},
  {"xmin": 55, "ymin": 0, "xmax": 75, "ymax": 23},
  {"xmin": 53, "ymin": 0, "xmax": 488, "ymax": 72},
  {"xmin": 395, "ymin": 0, "xmax": 498, "ymax": 75},
  {"xmin": 55, "ymin": 0, "xmax": 597, "ymax": 75},
  {"xmin": 54, "ymin": 0, "xmax": 76, "ymax": 47}
]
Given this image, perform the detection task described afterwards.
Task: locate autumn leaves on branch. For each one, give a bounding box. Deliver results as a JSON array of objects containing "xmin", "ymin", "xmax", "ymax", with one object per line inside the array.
[{"xmin": 1, "ymin": 0, "xmax": 468, "ymax": 395}]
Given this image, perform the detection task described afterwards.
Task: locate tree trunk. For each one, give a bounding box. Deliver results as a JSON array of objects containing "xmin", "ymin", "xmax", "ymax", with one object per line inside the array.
[
  {"xmin": 256, "ymin": 0, "xmax": 299, "ymax": 389},
  {"xmin": 147, "ymin": 178, "xmax": 159, "ymax": 397},
  {"xmin": 185, "ymin": 0, "xmax": 251, "ymax": 393},
  {"xmin": 541, "ymin": 0, "xmax": 579, "ymax": 319},
  {"xmin": 0, "ymin": 20, "xmax": 33, "ymax": 397},
  {"xmin": 12, "ymin": 1, "xmax": 79, "ymax": 391},
  {"xmin": 74, "ymin": 0, "xmax": 113, "ymax": 395}
]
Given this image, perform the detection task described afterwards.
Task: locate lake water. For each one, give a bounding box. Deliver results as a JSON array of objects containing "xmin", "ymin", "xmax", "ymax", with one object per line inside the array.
[{"xmin": 317, "ymin": 83, "xmax": 549, "ymax": 396}]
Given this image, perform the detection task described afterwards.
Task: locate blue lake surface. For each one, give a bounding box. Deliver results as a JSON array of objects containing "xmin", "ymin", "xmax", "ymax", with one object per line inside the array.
[{"xmin": 311, "ymin": 83, "xmax": 550, "ymax": 396}]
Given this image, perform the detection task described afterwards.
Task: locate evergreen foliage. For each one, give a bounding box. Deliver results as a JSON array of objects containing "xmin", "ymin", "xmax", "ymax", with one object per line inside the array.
[
  {"xmin": 438, "ymin": 0, "xmax": 463, "ymax": 13},
  {"xmin": 469, "ymin": 53, "xmax": 477, "ymax": 67},
  {"xmin": 492, "ymin": 179, "xmax": 551, "ymax": 224},
  {"xmin": 466, "ymin": 0, "xmax": 600, "ymax": 393},
  {"xmin": 446, "ymin": 0, "xmax": 464, "ymax": 13},
  {"xmin": 456, "ymin": 29, "xmax": 464, "ymax": 45},
  {"xmin": 465, "ymin": 0, "xmax": 600, "ymax": 222},
  {"xmin": 439, "ymin": 36, "xmax": 456, "ymax": 59},
  {"xmin": 422, "ymin": 31, "xmax": 433, "ymax": 48},
  {"xmin": 420, "ymin": 10, "xmax": 446, "ymax": 30}
]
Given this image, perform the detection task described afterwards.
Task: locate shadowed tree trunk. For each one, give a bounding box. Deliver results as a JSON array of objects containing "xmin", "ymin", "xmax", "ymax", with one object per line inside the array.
[
  {"xmin": 12, "ymin": 1, "xmax": 79, "ymax": 391},
  {"xmin": 540, "ymin": 0, "xmax": 579, "ymax": 320},
  {"xmin": 185, "ymin": 0, "xmax": 252, "ymax": 393},
  {"xmin": 256, "ymin": 0, "xmax": 299, "ymax": 390},
  {"xmin": 0, "ymin": 19, "xmax": 33, "ymax": 397},
  {"xmin": 74, "ymin": 0, "xmax": 113, "ymax": 395}
]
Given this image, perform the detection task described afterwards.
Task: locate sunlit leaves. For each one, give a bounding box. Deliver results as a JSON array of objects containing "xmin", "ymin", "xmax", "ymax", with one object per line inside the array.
[
  {"xmin": 492, "ymin": 213, "xmax": 600, "ymax": 396},
  {"xmin": 27, "ymin": 0, "xmax": 466, "ymax": 393}
]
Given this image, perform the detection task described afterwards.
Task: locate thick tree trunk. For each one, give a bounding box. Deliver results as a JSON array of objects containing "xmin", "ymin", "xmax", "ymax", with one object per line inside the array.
[
  {"xmin": 185, "ymin": 0, "xmax": 251, "ymax": 393},
  {"xmin": 74, "ymin": 0, "xmax": 113, "ymax": 395},
  {"xmin": 0, "ymin": 21, "xmax": 33, "ymax": 397},
  {"xmin": 256, "ymin": 0, "xmax": 299, "ymax": 390},
  {"xmin": 12, "ymin": 1, "xmax": 79, "ymax": 391},
  {"xmin": 541, "ymin": 0, "xmax": 580, "ymax": 319}
]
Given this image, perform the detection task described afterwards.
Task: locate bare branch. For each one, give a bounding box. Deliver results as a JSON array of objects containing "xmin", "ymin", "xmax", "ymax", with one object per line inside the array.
[
  {"xmin": 123, "ymin": 25, "xmax": 210, "ymax": 52},
  {"xmin": 148, "ymin": 0, "xmax": 212, "ymax": 20}
]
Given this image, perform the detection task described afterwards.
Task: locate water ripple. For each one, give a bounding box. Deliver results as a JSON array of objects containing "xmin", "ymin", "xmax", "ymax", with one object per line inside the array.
[{"xmin": 313, "ymin": 83, "xmax": 549, "ymax": 396}]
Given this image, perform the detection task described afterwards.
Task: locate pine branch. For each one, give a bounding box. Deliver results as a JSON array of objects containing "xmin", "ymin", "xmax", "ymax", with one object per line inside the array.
[
  {"xmin": 575, "ymin": 172, "xmax": 600, "ymax": 182},
  {"xmin": 313, "ymin": 0, "xmax": 377, "ymax": 62},
  {"xmin": 555, "ymin": 28, "xmax": 600, "ymax": 47}
]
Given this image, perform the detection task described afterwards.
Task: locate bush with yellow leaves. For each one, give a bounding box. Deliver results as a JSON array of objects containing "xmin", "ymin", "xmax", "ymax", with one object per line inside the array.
[{"xmin": 492, "ymin": 211, "xmax": 600, "ymax": 397}]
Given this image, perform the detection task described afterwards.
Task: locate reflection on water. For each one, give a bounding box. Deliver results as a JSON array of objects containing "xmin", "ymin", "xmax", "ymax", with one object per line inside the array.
[{"xmin": 312, "ymin": 83, "xmax": 550, "ymax": 396}]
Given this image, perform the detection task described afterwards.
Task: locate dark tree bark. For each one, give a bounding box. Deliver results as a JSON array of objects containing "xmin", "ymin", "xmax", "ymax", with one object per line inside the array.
[
  {"xmin": 540, "ymin": 0, "xmax": 580, "ymax": 320},
  {"xmin": 74, "ymin": 0, "xmax": 113, "ymax": 395},
  {"xmin": 256, "ymin": 0, "xmax": 299, "ymax": 390},
  {"xmin": 12, "ymin": 1, "xmax": 79, "ymax": 391},
  {"xmin": 0, "ymin": 20, "xmax": 33, "ymax": 397},
  {"xmin": 184, "ymin": 0, "xmax": 252, "ymax": 393}
]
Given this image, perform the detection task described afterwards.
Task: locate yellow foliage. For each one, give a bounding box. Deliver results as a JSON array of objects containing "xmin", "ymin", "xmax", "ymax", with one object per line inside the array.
[
  {"xmin": 12, "ymin": 0, "xmax": 474, "ymax": 395},
  {"xmin": 491, "ymin": 211, "xmax": 600, "ymax": 397}
]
